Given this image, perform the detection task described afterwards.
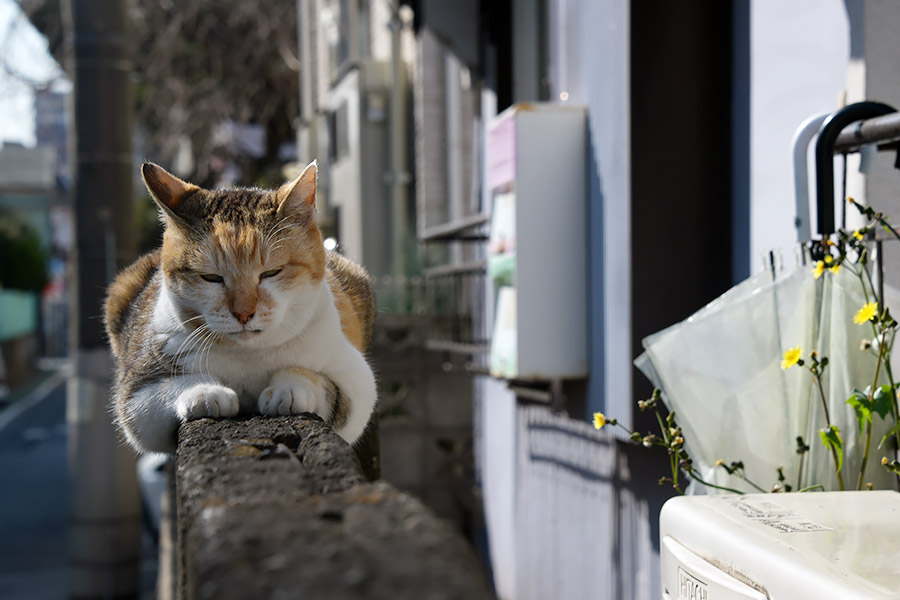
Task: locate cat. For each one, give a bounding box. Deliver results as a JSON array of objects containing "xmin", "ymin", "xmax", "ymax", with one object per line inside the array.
[{"xmin": 104, "ymin": 160, "xmax": 377, "ymax": 454}]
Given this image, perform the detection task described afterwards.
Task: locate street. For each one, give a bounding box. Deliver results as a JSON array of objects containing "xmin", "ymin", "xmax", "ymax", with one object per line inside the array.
[
  {"xmin": 0, "ymin": 371, "xmax": 158, "ymax": 599},
  {"xmin": 0, "ymin": 372, "xmax": 68, "ymax": 598}
]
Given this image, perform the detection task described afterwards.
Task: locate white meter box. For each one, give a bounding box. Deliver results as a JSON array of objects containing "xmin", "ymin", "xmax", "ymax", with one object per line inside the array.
[
  {"xmin": 485, "ymin": 103, "xmax": 588, "ymax": 381},
  {"xmin": 660, "ymin": 491, "xmax": 900, "ymax": 599}
]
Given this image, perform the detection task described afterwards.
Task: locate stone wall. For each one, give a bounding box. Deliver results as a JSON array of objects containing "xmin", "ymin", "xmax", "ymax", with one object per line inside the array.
[{"xmin": 176, "ymin": 414, "xmax": 493, "ymax": 599}]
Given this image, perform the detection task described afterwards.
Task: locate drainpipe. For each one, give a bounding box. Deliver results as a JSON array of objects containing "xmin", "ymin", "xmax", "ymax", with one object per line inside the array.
[{"xmin": 388, "ymin": 1, "xmax": 410, "ymax": 276}]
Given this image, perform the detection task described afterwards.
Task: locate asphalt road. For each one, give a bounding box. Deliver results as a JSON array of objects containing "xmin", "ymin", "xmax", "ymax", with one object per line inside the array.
[
  {"xmin": 0, "ymin": 372, "xmax": 69, "ymax": 599},
  {"xmin": 0, "ymin": 371, "xmax": 160, "ymax": 599}
]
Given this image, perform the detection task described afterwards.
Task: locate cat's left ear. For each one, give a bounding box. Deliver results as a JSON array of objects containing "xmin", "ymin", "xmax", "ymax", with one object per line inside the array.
[{"xmin": 276, "ymin": 160, "xmax": 317, "ymax": 222}]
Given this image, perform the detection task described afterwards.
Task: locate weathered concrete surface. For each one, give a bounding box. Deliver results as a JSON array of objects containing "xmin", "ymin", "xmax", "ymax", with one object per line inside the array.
[{"xmin": 177, "ymin": 415, "xmax": 494, "ymax": 599}]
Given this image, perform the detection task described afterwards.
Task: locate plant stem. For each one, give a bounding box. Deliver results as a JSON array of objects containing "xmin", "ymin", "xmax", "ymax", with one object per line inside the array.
[
  {"xmin": 814, "ymin": 374, "xmax": 845, "ymax": 490},
  {"xmin": 883, "ymin": 329, "xmax": 900, "ymax": 465},
  {"xmin": 862, "ymin": 259, "xmax": 877, "ymax": 304},
  {"xmin": 670, "ymin": 452, "xmax": 681, "ymax": 494},
  {"xmin": 857, "ymin": 419, "xmax": 873, "ymax": 491},
  {"xmin": 877, "ymin": 217, "xmax": 900, "ymax": 246},
  {"xmin": 814, "ymin": 374, "xmax": 833, "ymax": 427},
  {"xmin": 850, "ymin": 249, "xmax": 900, "ymax": 468},
  {"xmin": 796, "ymin": 484, "xmax": 825, "ymax": 493},
  {"xmin": 858, "ymin": 343, "xmax": 886, "ymax": 490},
  {"xmin": 686, "ymin": 470, "xmax": 745, "ymax": 495},
  {"xmin": 741, "ymin": 477, "xmax": 768, "ymax": 494},
  {"xmin": 847, "ymin": 262, "xmax": 872, "ymax": 305}
]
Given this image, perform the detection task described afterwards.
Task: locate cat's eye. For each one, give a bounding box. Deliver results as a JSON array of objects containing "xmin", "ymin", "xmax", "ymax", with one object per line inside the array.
[
  {"xmin": 260, "ymin": 268, "xmax": 283, "ymax": 280},
  {"xmin": 200, "ymin": 273, "xmax": 225, "ymax": 283}
]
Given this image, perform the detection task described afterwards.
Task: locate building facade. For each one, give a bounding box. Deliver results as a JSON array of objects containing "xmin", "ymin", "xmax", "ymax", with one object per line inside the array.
[{"xmin": 297, "ymin": 1, "xmax": 900, "ymax": 598}]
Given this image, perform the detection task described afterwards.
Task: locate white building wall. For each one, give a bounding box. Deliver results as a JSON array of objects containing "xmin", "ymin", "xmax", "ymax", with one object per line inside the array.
[
  {"xmin": 749, "ymin": 0, "xmax": 849, "ymax": 271},
  {"xmin": 327, "ymin": 70, "xmax": 364, "ymax": 265}
]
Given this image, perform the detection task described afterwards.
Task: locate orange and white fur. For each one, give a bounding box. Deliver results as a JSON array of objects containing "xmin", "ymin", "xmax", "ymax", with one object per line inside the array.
[{"xmin": 105, "ymin": 161, "xmax": 376, "ymax": 454}]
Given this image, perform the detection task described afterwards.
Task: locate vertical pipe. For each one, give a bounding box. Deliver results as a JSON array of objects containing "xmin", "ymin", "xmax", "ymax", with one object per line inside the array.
[
  {"xmin": 389, "ymin": 0, "xmax": 409, "ymax": 276},
  {"xmin": 790, "ymin": 112, "xmax": 829, "ymax": 242},
  {"xmin": 62, "ymin": 0, "xmax": 142, "ymax": 596}
]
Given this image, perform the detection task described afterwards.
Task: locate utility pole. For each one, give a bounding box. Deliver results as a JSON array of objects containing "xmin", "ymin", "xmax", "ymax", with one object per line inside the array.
[
  {"xmin": 388, "ymin": 0, "xmax": 410, "ymax": 277},
  {"xmin": 62, "ymin": 0, "xmax": 142, "ymax": 597}
]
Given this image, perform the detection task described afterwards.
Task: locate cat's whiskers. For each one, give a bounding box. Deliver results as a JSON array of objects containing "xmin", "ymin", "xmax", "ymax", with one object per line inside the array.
[
  {"xmin": 169, "ymin": 329, "xmax": 198, "ymax": 377},
  {"xmin": 263, "ymin": 218, "xmax": 294, "ymax": 260},
  {"xmin": 187, "ymin": 326, "xmax": 217, "ymax": 377},
  {"xmin": 268, "ymin": 233, "xmax": 296, "ymax": 257},
  {"xmin": 178, "ymin": 218, "xmax": 209, "ymax": 243},
  {"xmin": 199, "ymin": 328, "xmax": 220, "ymax": 385},
  {"xmin": 171, "ymin": 322, "xmax": 207, "ymax": 362},
  {"xmin": 263, "ymin": 217, "xmax": 293, "ymax": 247},
  {"xmin": 189, "ymin": 329, "xmax": 217, "ymax": 382},
  {"xmin": 178, "ymin": 314, "xmax": 205, "ymax": 328},
  {"xmin": 170, "ymin": 323, "xmax": 211, "ymax": 378}
]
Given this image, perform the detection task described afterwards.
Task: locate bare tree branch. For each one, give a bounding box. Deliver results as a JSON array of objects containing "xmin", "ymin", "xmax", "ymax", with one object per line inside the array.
[{"xmin": 22, "ymin": 0, "xmax": 299, "ymax": 186}]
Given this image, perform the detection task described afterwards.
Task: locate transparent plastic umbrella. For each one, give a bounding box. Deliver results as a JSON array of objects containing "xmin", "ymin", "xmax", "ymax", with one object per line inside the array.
[{"xmin": 635, "ymin": 260, "xmax": 898, "ymax": 493}]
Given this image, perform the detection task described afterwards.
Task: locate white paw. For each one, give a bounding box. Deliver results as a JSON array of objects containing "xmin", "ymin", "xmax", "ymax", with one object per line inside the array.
[
  {"xmin": 259, "ymin": 375, "xmax": 328, "ymax": 419},
  {"xmin": 176, "ymin": 384, "xmax": 240, "ymax": 420}
]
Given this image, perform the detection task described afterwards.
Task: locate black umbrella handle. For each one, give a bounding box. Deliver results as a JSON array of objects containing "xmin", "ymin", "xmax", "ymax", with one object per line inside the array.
[{"xmin": 814, "ymin": 101, "xmax": 896, "ymax": 235}]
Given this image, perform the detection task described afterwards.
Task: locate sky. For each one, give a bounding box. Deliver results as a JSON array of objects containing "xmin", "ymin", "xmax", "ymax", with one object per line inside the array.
[{"xmin": 0, "ymin": 0, "xmax": 69, "ymax": 147}]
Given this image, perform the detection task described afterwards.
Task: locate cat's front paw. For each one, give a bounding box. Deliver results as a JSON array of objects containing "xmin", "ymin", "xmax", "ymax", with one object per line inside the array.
[
  {"xmin": 258, "ymin": 371, "xmax": 328, "ymax": 419},
  {"xmin": 176, "ymin": 384, "xmax": 240, "ymax": 420}
]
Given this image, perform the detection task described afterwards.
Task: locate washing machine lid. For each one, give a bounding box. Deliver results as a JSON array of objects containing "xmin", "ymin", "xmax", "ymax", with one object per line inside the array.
[{"xmin": 660, "ymin": 491, "xmax": 900, "ymax": 599}]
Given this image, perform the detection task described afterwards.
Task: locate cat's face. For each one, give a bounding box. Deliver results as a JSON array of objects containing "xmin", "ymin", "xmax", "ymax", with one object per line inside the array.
[{"xmin": 143, "ymin": 162, "xmax": 325, "ymax": 347}]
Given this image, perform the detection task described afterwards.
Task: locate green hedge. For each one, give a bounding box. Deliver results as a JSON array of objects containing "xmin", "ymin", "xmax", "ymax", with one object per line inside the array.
[{"xmin": 0, "ymin": 213, "xmax": 48, "ymax": 293}]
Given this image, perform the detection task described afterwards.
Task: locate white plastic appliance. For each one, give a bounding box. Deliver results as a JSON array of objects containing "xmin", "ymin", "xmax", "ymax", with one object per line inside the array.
[{"xmin": 660, "ymin": 491, "xmax": 900, "ymax": 599}]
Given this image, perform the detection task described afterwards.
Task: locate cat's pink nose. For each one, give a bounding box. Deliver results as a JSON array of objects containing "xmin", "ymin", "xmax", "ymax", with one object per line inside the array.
[{"xmin": 232, "ymin": 310, "xmax": 255, "ymax": 325}]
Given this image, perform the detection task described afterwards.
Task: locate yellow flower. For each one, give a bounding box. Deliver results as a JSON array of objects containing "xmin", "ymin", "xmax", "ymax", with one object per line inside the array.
[
  {"xmin": 781, "ymin": 346, "xmax": 802, "ymax": 370},
  {"xmin": 883, "ymin": 456, "xmax": 890, "ymax": 466},
  {"xmin": 847, "ymin": 196, "xmax": 856, "ymax": 204},
  {"xmin": 813, "ymin": 261, "xmax": 825, "ymax": 279},
  {"xmin": 824, "ymin": 255, "xmax": 834, "ymax": 264},
  {"xmin": 829, "ymin": 264, "xmax": 841, "ymax": 275},
  {"xmin": 853, "ymin": 229, "xmax": 864, "ymax": 241},
  {"xmin": 593, "ymin": 412, "xmax": 607, "ymax": 430},
  {"xmin": 854, "ymin": 302, "xmax": 878, "ymax": 325}
]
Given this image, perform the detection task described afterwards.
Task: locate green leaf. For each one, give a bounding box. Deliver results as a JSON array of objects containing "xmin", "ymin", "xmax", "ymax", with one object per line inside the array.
[
  {"xmin": 819, "ymin": 425, "xmax": 844, "ymax": 472},
  {"xmin": 847, "ymin": 392, "xmax": 872, "ymax": 435},
  {"xmin": 872, "ymin": 384, "xmax": 894, "ymax": 420},
  {"xmin": 878, "ymin": 423, "xmax": 900, "ymax": 450}
]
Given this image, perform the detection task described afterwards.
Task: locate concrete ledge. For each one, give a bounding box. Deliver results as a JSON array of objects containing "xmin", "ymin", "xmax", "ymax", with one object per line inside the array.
[{"xmin": 176, "ymin": 415, "xmax": 493, "ymax": 599}]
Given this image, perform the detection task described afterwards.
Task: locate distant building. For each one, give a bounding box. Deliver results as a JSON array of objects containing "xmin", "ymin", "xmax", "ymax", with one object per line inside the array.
[
  {"xmin": 34, "ymin": 88, "xmax": 70, "ymax": 183},
  {"xmin": 0, "ymin": 142, "xmax": 57, "ymax": 243}
]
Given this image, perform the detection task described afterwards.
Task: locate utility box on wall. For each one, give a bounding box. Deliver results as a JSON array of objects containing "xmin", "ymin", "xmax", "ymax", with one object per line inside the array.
[{"xmin": 485, "ymin": 104, "xmax": 587, "ymax": 381}]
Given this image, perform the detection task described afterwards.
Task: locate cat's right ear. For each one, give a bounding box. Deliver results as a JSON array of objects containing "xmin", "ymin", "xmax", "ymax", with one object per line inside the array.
[
  {"xmin": 141, "ymin": 162, "xmax": 199, "ymax": 224},
  {"xmin": 276, "ymin": 160, "xmax": 317, "ymax": 222}
]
